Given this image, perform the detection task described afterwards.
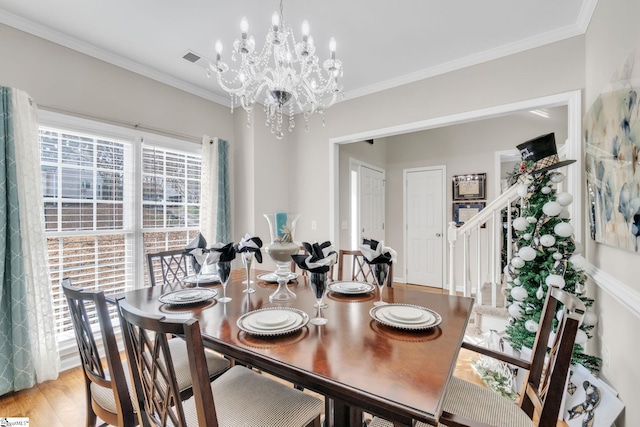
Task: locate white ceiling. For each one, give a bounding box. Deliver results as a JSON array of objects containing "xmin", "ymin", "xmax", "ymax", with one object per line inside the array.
[{"xmin": 0, "ymin": 0, "xmax": 596, "ymax": 107}]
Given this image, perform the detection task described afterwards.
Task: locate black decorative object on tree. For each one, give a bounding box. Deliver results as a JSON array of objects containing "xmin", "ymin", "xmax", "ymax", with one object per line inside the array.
[{"xmin": 504, "ymin": 134, "xmax": 600, "ymax": 372}]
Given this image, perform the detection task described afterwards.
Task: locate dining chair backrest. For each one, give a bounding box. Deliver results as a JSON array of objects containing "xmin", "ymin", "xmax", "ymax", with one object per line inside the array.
[
  {"xmin": 62, "ymin": 278, "xmax": 136, "ymax": 427},
  {"xmin": 517, "ymin": 286, "xmax": 585, "ymax": 425},
  {"xmin": 146, "ymin": 249, "xmax": 193, "ymax": 287},
  {"xmin": 420, "ymin": 286, "xmax": 587, "ymax": 427},
  {"xmin": 118, "ymin": 300, "xmax": 219, "ymax": 427},
  {"xmin": 337, "ymin": 249, "xmax": 393, "ymax": 287}
]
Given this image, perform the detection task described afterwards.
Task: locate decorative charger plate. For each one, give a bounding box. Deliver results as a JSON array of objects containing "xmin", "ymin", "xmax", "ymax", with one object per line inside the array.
[
  {"xmin": 182, "ymin": 273, "xmax": 220, "ymax": 285},
  {"xmin": 158, "ymin": 288, "xmax": 218, "ymax": 306},
  {"xmin": 369, "ymin": 304, "xmax": 442, "ymax": 330},
  {"xmin": 256, "ymin": 272, "xmax": 299, "ymax": 283},
  {"xmin": 237, "ymin": 307, "xmax": 309, "ymax": 336},
  {"xmin": 328, "ymin": 281, "xmax": 375, "ymax": 295}
]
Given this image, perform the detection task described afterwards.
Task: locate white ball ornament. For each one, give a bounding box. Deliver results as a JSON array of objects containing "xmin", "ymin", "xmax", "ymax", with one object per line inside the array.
[
  {"xmin": 519, "ymin": 246, "xmax": 537, "ymax": 261},
  {"xmin": 513, "ymin": 217, "xmax": 529, "ymax": 231},
  {"xmin": 556, "ymin": 192, "xmax": 573, "ymax": 206},
  {"xmin": 508, "ymin": 302, "xmax": 523, "ymax": 319},
  {"xmin": 550, "ymin": 172, "xmax": 565, "ymax": 183},
  {"xmin": 536, "ymin": 285, "xmax": 544, "ymax": 300},
  {"xmin": 523, "ymin": 233, "xmax": 532, "ymax": 241},
  {"xmin": 539, "ymin": 234, "xmax": 556, "ymax": 247},
  {"xmin": 511, "ymin": 257, "xmax": 525, "ymax": 269},
  {"xmin": 569, "ymin": 254, "xmax": 587, "ymax": 269},
  {"xmin": 517, "ymin": 184, "xmax": 529, "ymax": 198},
  {"xmin": 513, "ymin": 278, "xmax": 521, "ymax": 286},
  {"xmin": 554, "ymin": 222, "xmax": 574, "ymax": 237},
  {"xmin": 525, "ymin": 320, "xmax": 539, "ymax": 333},
  {"xmin": 545, "ymin": 274, "xmax": 566, "ymax": 288},
  {"xmin": 559, "ymin": 208, "xmax": 571, "ymax": 219},
  {"xmin": 552, "ymin": 252, "xmax": 563, "ymax": 260},
  {"xmin": 527, "ymin": 216, "xmax": 538, "ymax": 224},
  {"xmin": 511, "ymin": 286, "xmax": 528, "ymax": 301},
  {"xmin": 583, "ymin": 310, "xmax": 598, "ymax": 327},
  {"xmin": 556, "ymin": 310, "xmax": 564, "ymax": 322},
  {"xmin": 543, "ymin": 202, "xmax": 562, "ymax": 217},
  {"xmin": 541, "ymin": 186, "xmax": 552, "ymax": 194},
  {"xmin": 575, "ymin": 330, "xmax": 588, "ymax": 345}
]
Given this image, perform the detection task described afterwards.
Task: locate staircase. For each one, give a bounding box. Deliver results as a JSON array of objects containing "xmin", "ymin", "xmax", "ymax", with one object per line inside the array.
[{"xmin": 447, "ymin": 185, "xmax": 521, "ymax": 334}]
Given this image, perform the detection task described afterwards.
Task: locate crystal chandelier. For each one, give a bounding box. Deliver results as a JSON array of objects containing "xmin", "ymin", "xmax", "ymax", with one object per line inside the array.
[{"xmin": 209, "ymin": 0, "xmax": 343, "ymax": 139}]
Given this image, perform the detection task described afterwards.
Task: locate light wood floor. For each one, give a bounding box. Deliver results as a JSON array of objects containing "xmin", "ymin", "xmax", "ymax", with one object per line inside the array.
[{"xmin": 0, "ymin": 283, "xmax": 566, "ymax": 426}]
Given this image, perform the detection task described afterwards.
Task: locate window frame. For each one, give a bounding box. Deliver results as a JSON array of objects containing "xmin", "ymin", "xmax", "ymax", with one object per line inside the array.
[{"xmin": 38, "ymin": 110, "xmax": 202, "ymax": 345}]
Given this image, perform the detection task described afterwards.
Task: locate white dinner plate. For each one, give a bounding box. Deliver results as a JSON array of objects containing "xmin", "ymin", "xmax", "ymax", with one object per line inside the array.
[
  {"xmin": 237, "ymin": 308, "xmax": 309, "ymax": 336},
  {"xmin": 370, "ymin": 304, "xmax": 442, "ymax": 330},
  {"xmin": 246, "ymin": 311, "xmax": 297, "ymax": 330},
  {"xmin": 182, "ymin": 273, "xmax": 220, "ymax": 285},
  {"xmin": 158, "ymin": 288, "xmax": 218, "ymax": 306},
  {"xmin": 328, "ymin": 281, "xmax": 375, "ymax": 295},
  {"xmin": 257, "ymin": 272, "xmax": 299, "ymax": 283},
  {"xmin": 378, "ymin": 306, "xmax": 435, "ymax": 325}
]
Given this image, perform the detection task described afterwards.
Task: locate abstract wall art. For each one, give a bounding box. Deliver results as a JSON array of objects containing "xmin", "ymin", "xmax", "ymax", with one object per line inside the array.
[{"xmin": 585, "ymin": 50, "xmax": 640, "ymax": 253}]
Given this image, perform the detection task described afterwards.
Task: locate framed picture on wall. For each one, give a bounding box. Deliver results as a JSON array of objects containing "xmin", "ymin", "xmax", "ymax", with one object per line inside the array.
[
  {"xmin": 452, "ymin": 173, "xmax": 486, "ymax": 200},
  {"xmin": 453, "ymin": 202, "xmax": 486, "ymax": 226}
]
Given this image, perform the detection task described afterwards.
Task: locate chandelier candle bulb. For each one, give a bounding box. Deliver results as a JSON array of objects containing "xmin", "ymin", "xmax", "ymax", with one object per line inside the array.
[
  {"xmin": 330, "ymin": 37, "xmax": 336, "ymax": 59},
  {"xmin": 302, "ymin": 20, "xmax": 309, "ymax": 42},
  {"xmin": 241, "ymin": 17, "xmax": 249, "ymax": 39}
]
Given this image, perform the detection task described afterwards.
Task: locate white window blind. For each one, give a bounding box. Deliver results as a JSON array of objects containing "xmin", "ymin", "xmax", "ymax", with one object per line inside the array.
[
  {"xmin": 39, "ymin": 121, "xmax": 203, "ymax": 338},
  {"xmin": 141, "ymin": 144, "xmax": 202, "ymax": 286}
]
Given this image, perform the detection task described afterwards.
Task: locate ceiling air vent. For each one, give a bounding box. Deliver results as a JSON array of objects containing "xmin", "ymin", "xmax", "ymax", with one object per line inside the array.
[{"xmin": 182, "ymin": 50, "xmax": 212, "ymax": 69}]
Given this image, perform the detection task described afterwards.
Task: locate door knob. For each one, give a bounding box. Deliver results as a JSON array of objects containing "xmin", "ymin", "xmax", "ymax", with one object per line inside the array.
[{"xmin": 436, "ymin": 233, "xmax": 441, "ymax": 237}]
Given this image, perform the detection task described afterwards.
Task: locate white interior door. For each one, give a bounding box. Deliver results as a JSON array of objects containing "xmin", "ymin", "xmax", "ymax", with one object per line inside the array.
[
  {"xmin": 405, "ymin": 167, "xmax": 444, "ymax": 287},
  {"xmin": 359, "ymin": 165, "xmax": 385, "ymax": 244}
]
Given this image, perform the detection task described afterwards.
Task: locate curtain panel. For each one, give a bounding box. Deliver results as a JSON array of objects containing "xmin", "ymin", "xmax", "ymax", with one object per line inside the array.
[
  {"xmin": 0, "ymin": 87, "xmax": 59, "ymax": 396},
  {"xmin": 200, "ymin": 136, "xmax": 231, "ymax": 244}
]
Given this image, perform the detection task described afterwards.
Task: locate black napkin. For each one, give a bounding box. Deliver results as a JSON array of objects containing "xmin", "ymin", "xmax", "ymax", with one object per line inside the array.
[
  {"xmin": 186, "ymin": 233, "xmax": 208, "ymax": 272},
  {"xmin": 235, "ymin": 233, "xmax": 263, "ymax": 263},
  {"xmin": 291, "ymin": 241, "xmax": 337, "ymax": 274},
  {"xmin": 359, "ymin": 238, "xmax": 397, "ymax": 265},
  {"xmin": 208, "ymin": 242, "xmax": 237, "ymax": 263}
]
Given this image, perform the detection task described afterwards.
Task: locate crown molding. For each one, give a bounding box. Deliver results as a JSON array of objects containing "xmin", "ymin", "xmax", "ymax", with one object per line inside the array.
[
  {"xmin": 576, "ymin": 0, "xmax": 599, "ymax": 33},
  {"xmin": 341, "ymin": 21, "xmax": 588, "ymax": 102},
  {"xmin": 0, "ymin": 10, "xmax": 230, "ymax": 106}
]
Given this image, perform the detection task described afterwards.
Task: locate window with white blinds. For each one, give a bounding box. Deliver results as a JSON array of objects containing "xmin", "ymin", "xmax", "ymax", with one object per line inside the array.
[
  {"xmin": 39, "ymin": 122, "xmax": 202, "ymax": 338},
  {"xmin": 141, "ymin": 145, "xmax": 202, "ymax": 286}
]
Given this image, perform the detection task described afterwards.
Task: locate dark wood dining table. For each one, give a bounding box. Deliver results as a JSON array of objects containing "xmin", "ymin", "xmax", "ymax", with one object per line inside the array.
[{"xmin": 119, "ymin": 269, "xmax": 474, "ymax": 427}]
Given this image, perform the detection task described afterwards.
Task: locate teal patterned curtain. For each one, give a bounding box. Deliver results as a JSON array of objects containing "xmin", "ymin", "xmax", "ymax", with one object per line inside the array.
[
  {"xmin": 215, "ymin": 139, "xmax": 231, "ymax": 243},
  {"xmin": 0, "ymin": 87, "xmax": 36, "ymax": 394}
]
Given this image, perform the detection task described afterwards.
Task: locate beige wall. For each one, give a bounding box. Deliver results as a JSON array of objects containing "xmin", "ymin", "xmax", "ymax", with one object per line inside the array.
[
  {"xmin": 0, "ymin": 23, "xmax": 233, "ymax": 144},
  {"xmin": 584, "ymin": 0, "xmax": 640, "ymax": 424},
  {"xmin": 290, "ymin": 36, "xmax": 585, "ymax": 248}
]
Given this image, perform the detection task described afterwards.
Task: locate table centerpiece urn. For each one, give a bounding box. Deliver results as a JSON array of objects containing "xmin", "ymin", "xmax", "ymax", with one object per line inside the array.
[{"xmin": 264, "ymin": 212, "xmax": 300, "ymax": 302}]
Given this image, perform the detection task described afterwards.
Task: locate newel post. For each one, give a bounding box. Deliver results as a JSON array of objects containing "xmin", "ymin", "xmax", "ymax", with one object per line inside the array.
[{"xmin": 447, "ymin": 221, "xmax": 458, "ymax": 295}]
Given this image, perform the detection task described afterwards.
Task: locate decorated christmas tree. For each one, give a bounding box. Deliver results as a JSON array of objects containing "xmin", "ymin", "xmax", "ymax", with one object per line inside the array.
[{"xmin": 504, "ymin": 134, "xmax": 600, "ymax": 372}]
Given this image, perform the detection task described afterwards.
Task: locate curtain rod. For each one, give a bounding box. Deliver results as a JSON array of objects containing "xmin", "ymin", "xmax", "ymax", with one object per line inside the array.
[{"xmin": 38, "ymin": 104, "xmax": 202, "ymax": 144}]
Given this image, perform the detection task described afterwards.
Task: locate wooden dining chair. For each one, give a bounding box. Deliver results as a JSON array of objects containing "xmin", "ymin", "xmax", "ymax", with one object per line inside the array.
[
  {"xmin": 62, "ymin": 278, "xmax": 137, "ymax": 427},
  {"xmin": 337, "ymin": 249, "xmax": 393, "ymax": 287},
  {"xmin": 369, "ymin": 286, "xmax": 585, "ymax": 427},
  {"xmin": 63, "ymin": 279, "xmax": 231, "ymax": 427},
  {"xmin": 118, "ymin": 299, "xmax": 323, "ymax": 427},
  {"xmin": 146, "ymin": 248, "xmax": 194, "ymax": 286}
]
